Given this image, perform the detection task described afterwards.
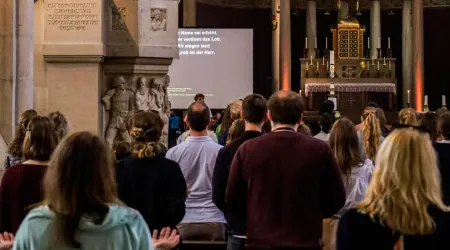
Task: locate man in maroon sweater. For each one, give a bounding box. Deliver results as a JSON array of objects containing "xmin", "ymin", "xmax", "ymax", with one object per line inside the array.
[{"xmin": 226, "ymin": 90, "xmax": 345, "ymax": 250}]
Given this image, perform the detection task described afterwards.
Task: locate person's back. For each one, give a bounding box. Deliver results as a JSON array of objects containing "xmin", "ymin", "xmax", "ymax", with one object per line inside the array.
[
  {"xmin": 227, "ymin": 91, "xmax": 345, "ymax": 250},
  {"xmin": 434, "ymin": 113, "xmax": 450, "ymax": 205},
  {"xmin": 166, "ymin": 101, "xmax": 226, "ymax": 241},
  {"xmin": 13, "ymin": 205, "xmax": 152, "ymax": 250}
]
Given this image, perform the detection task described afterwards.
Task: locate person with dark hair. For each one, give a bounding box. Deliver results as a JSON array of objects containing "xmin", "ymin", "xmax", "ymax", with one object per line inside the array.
[
  {"xmin": 113, "ymin": 141, "xmax": 131, "ymax": 162},
  {"xmin": 194, "ymin": 93, "xmax": 205, "ymax": 102},
  {"xmin": 4, "ymin": 109, "xmax": 37, "ymax": 169},
  {"xmin": 227, "ymin": 90, "xmax": 345, "ymax": 250},
  {"xmin": 213, "ymin": 94, "xmax": 268, "ymax": 250},
  {"xmin": 434, "ymin": 113, "xmax": 450, "ymax": 206},
  {"xmin": 319, "ymin": 100, "xmax": 335, "ymax": 116},
  {"xmin": 218, "ymin": 100, "xmax": 242, "ymax": 145},
  {"xmin": 116, "ymin": 111, "xmax": 187, "ymax": 234},
  {"xmin": 420, "ymin": 112, "xmax": 439, "ymax": 142},
  {"xmin": 367, "ymin": 102, "xmax": 379, "ymax": 108},
  {"xmin": 0, "ymin": 115, "xmax": 57, "ymax": 233},
  {"xmin": 48, "ymin": 111, "xmax": 69, "ymax": 142},
  {"xmin": 167, "ymin": 101, "xmax": 226, "ymax": 241},
  {"xmin": 315, "ymin": 113, "xmax": 333, "ymax": 141},
  {"xmin": 12, "ymin": 131, "xmax": 180, "ymax": 250}
]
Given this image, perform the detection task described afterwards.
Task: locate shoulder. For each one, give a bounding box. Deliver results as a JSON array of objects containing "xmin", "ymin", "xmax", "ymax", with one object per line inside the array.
[
  {"xmin": 15, "ymin": 206, "xmax": 54, "ymax": 241},
  {"xmin": 2, "ymin": 164, "xmax": 27, "ymax": 183}
]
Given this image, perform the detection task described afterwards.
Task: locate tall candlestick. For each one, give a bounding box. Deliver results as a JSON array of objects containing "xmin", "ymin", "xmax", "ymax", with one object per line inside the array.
[
  {"xmin": 310, "ymin": 56, "xmax": 313, "ymax": 65},
  {"xmin": 388, "ymin": 37, "xmax": 391, "ymax": 49},
  {"xmin": 389, "ymin": 61, "xmax": 391, "ymax": 70},
  {"xmin": 368, "ymin": 37, "xmax": 370, "ymax": 49},
  {"xmin": 305, "ymin": 37, "xmax": 308, "ymax": 49},
  {"xmin": 408, "ymin": 90, "xmax": 411, "ymax": 104},
  {"xmin": 443, "ymin": 95, "xmax": 447, "ymax": 106},
  {"xmin": 306, "ymin": 62, "xmax": 308, "ymax": 70},
  {"xmin": 325, "ymin": 37, "xmax": 328, "ymax": 49},
  {"xmin": 322, "ymin": 57, "xmax": 325, "ymax": 65},
  {"xmin": 377, "ymin": 37, "xmax": 381, "ymax": 48},
  {"xmin": 326, "ymin": 61, "xmax": 329, "ymax": 70},
  {"xmin": 316, "ymin": 61, "xmax": 319, "ymax": 70},
  {"xmin": 315, "ymin": 37, "xmax": 317, "ymax": 49},
  {"xmin": 424, "ymin": 95, "xmax": 428, "ymax": 106},
  {"xmin": 383, "ymin": 57, "xmax": 386, "ymax": 65},
  {"xmin": 372, "ymin": 58, "xmax": 374, "ymax": 65},
  {"xmin": 377, "ymin": 61, "xmax": 380, "ymax": 70}
]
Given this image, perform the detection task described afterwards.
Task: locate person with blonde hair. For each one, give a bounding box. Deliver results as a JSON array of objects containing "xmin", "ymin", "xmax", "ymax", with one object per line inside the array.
[
  {"xmin": 226, "ymin": 119, "xmax": 245, "ymax": 145},
  {"xmin": 399, "ymin": 108, "xmax": 419, "ymax": 126},
  {"xmin": 116, "ymin": 111, "xmax": 187, "ymax": 233},
  {"xmin": 358, "ymin": 107, "xmax": 384, "ymax": 161},
  {"xmin": 336, "ymin": 128, "xmax": 450, "ymax": 250},
  {"xmin": 218, "ymin": 100, "xmax": 243, "ymax": 145},
  {"xmin": 322, "ymin": 118, "xmax": 374, "ymax": 250},
  {"xmin": 48, "ymin": 111, "xmax": 69, "ymax": 142}
]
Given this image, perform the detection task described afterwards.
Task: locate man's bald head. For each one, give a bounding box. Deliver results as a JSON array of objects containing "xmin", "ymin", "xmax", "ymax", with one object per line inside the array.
[
  {"xmin": 268, "ymin": 90, "xmax": 304, "ymax": 126},
  {"xmin": 187, "ymin": 101, "xmax": 211, "ymax": 132}
]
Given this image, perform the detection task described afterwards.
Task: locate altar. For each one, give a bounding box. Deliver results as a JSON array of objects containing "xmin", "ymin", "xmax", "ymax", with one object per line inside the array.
[{"xmin": 300, "ymin": 17, "xmax": 397, "ymax": 123}]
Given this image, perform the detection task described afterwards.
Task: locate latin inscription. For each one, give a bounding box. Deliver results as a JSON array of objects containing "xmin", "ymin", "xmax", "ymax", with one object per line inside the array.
[{"xmin": 47, "ymin": 3, "xmax": 99, "ymax": 31}]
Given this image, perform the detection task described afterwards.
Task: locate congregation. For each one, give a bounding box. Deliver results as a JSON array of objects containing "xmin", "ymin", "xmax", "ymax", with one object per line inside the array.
[{"xmin": 1, "ymin": 90, "xmax": 450, "ymax": 250}]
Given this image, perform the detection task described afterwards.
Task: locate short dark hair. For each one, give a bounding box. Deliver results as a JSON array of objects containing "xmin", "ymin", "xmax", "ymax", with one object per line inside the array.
[
  {"xmin": 439, "ymin": 113, "xmax": 450, "ymax": 140},
  {"xmin": 319, "ymin": 113, "xmax": 333, "ymax": 133},
  {"xmin": 194, "ymin": 93, "xmax": 205, "ymax": 101},
  {"xmin": 23, "ymin": 115, "xmax": 58, "ymax": 161},
  {"xmin": 367, "ymin": 102, "xmax": 379, "ymax": 108},
  {"xmin": 268, "ymin": 91, "xmax": 304, "ymax": 126},
  {"xmin": 242, "ymin": 94, "xmax": 268, "ymax": 124},
  {"xmin": 187, "ymin": 101, "xmax": 210, "ymax": 132}
]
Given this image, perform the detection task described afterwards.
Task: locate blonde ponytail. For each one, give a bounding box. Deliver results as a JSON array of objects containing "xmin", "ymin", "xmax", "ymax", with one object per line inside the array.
[
  {"xmin": 362, "ymin": 107, "xmax": 382, "ymax": 160},
  {"xmin": 399, "ymin": 108, "xmax": 418, "ymax": 126}
]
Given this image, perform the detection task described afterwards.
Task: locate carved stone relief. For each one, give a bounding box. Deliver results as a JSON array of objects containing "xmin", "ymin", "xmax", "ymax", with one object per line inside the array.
[{"xmin": 150, "ymin": 8, "xmax": 167, "ymax": 31}]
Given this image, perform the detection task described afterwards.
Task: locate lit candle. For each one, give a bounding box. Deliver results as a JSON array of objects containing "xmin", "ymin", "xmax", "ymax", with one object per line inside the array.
[
  {"xmin": 424, "ymin": 95, "xmax": 428, "ymax": 106},
  {"xmin": 378, "ymin": 37, "xmax": 381, "ymax": 48},
  {"xmin": 388, "ymin": 37, "xmax": 391, "ymax": 49},
  {"xmin": 408, "ymin": 90, "xmax": 411, "ymax": 104},
  {"xmin": 305, "ymin": 37, "xmax": 308, "ymax": 49},
  {"xmin": 315, "ymin": 37, "xmax": 317, "ymax": 48},
  {"xmin": 443, "ymin": 95, "xmax": 447, "ymax": 106},
  {"xmin": 383, "ymin": 57, "xmax": 386, "ymax": 65},
  {"xmin": 368, "ymin": 37, "xmax": 370, "ymax": 49},
  {"xmin": 311, "ymin": 56, "xmax": 313, "ymax": 65},
  {"xmin": 322, "ymin": 57, "xmax": 325, "ymax": 65},
  {"xmin": 377, "ymin": 61, "xmax": 380, "ymax": 70},
  {"xmin": 326, "ymin": 37, "xmax": 328, "ymax": 49},
  {"xmin": 388, "ymin": 61, "xmax": 391, "ymax": 70}
]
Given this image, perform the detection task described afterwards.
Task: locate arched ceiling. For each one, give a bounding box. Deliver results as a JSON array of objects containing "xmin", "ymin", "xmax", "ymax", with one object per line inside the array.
[{"xmin": 196, "ymin": 0, "xmax": 450, "ymax": 10}]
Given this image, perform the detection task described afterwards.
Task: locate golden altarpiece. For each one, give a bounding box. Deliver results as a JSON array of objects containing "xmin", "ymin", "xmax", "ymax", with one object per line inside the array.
[{"xmin": 300, "ymin": 18, "xmax": 397, "ymax": 123}]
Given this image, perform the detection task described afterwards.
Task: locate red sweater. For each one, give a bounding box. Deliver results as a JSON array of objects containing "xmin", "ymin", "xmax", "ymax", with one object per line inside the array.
[
  {"xmin": 226, "ymin": 131, "xmax": 345, "ymax": 249},
  {"xmin": 0, "ymin": 164, "xmax": 47, "ymax": 233}
]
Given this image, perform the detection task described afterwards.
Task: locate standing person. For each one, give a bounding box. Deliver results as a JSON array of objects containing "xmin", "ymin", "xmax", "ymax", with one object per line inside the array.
[
  {"xmin": 194, "ymin": 93, "xmax": 205, "ymax": 102},
  {"xmin": 322, "ymin": 118, "xmax": 374, "ymax": 250},
  {"xmin": 420, "ymin": 112, "xmax": 439, "ymax": 142},
  {"xmin": 166, "ymin": 101, "xmax": 226, "ymax": 241},
  {"xmin": 434, "ymin": 113, "xmax": 450, "ymax": 205},
  {"xmin": 218, "ymin": 100, "xmax": 243, "ymax": 145},
  {"xmin": 399, "ymin": 108, "xmax": 419, "ymax": 126},
  {"xmin": 48, "ymin": 111, "xmax": 69, "ymax": 142},
  {"xmin": 4, "ymin": 109, "xmax": 37, "ymax": 169},
  {"xmin": 0, "ymin": 116, "xmax": 57, "ymax": 233},
  {"xmin": 213, "ymin": 94, "xmax": 268, "ymax": 250},
  {"xmin": 336, "ymin": 128, "xmax": 450, "ymax": 250},
  {"xmin": 358, "ymin": 107, "xmax": 384, "ymax": 161},
  {"xmin": 314, "ymin": 113, "xmax": 333, "ymax": 141},
  {"xmin": 11, "ymin": 131, "xmax": 180, "ymax": 250},
  {"xmin": 227, "ymin": 90, "xmax": 346, "ymax": 250},
  {"xmin": 116, "ymin": 111, "xmax": 187, "ymax": 232}
]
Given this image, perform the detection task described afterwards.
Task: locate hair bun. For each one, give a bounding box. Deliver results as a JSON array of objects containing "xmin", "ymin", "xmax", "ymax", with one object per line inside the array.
[{"xmin": 130, "ymin": 128, "xmax": 145, "ymax": 139}]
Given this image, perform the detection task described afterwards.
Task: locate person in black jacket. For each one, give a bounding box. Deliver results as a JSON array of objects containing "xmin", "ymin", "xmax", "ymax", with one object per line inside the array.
[
  {"xmin": 212, "ymin": 94, "xmax": 268, "ymax": 250},
  {"xmin": 116, "ymin": 111, "xmax": 187, "ymax": 232}
]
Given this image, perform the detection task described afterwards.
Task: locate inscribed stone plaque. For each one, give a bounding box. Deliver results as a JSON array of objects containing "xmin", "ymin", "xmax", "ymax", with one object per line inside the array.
[{"xmin": 44, "ymin": 0, "xmax": 102, "ymax": 44}]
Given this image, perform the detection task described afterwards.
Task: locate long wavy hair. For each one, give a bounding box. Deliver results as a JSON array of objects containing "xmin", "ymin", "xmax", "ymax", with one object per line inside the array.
[
  {"xmin": 48, "ymin": 111, "xmax": 69, "ymax": 142},
  {"xmin": 129, "ymin": 111, "xmax": 166, "ymax": 159},
  {"xmin": 358, "ymin": 128, "xmax": 450, "ymax": 235},
  {"xmin": 362, "ymin": 107, "xmax": 382, "ymax": 160},
  {"xmin": 329, "ymin": 118, "xmax": 361, "ymax": 182},
  {"xmin": 226, "ymin": 119, "xmax": 245, "ymax": 144},
  {"xmin": 43, "ymin": 132, "xmax": 122, "ymax": 248},
  {"xmin": 399, "ymin": 108, "xmax": 418, "ymax": 126},
  {"xmin": 7, "ymin": 109, "xmax": 38, "ymax": 157}
]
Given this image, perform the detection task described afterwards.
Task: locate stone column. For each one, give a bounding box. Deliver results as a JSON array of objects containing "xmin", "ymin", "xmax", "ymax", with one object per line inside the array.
[
  {"xmin": 306, "ymin": 0, "xmax": 317, "ymax": 58},
  {"xmin": 279, "ymin": 0, "xmax": 291, "ymax": 90},
  {"xmin": 402, "ymin": 0, "xmax": 413, "ymax": 108},
  {"xmin": 272, "ymin": 0, "xmax": 280, "ymax": 93},
  {"xmin": 412, "ymin": 0, "xmax": 424, "ymax": 110},
  {"xmin": 370, "ymin": 0, "xmax": 381, "ymax": 59},
  {"xmin": 16, "ymin": 0, "xmax": 34, "ymax": 121},
  {"xmin": 183, "ymin": 0, "xmax": 196, "ymax": 27}
]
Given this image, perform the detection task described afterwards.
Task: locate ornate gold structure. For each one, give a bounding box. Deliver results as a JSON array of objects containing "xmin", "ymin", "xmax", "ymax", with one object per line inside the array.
[{"xmin": 332, "ymin": 18, "xmax": 365, "ymax": 60}]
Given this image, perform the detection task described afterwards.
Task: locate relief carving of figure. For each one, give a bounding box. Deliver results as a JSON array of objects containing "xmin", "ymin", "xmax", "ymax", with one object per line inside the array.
[
  {"xmin": 151, "ymin": 9, "xmax": 167, "ymax": 31},
  {"xmin": 135, "ymin": 77, "xmax": 151, "ymax": 111},
  {"xmin": 149, "ymin": 78, "xmax": 170, "ymax": 147},
  {"xmin": 163, "ymin": 75, "xmax": 171, "ymax": 114},
  {"xmin": 102, "ymin": 76, "xmax": 135, "ymax": 147}
]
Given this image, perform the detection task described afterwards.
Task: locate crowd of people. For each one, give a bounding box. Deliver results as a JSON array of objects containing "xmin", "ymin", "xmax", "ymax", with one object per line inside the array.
[{"xmin": 1, "ymin": 90, "xmax": 450, "ymax": 250}]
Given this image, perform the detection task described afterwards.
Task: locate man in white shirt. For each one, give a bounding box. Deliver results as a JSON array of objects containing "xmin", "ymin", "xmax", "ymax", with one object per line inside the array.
[{"xmin": 166, "ymin": 101, "xmax": 226, "ymax": 241}]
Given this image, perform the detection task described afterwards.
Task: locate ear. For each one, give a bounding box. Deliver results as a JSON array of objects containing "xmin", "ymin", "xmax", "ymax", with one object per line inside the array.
[
  {"xmin": 240, "ymin": 110, "xmax": 244, "ymax": 120},
  {"xmin": 298, "ymin": 113, "xmax": 303, "ymax": 124},
  {"xmin": 267, "ymin": 111, "xmax": 273, "ymax": 121}
]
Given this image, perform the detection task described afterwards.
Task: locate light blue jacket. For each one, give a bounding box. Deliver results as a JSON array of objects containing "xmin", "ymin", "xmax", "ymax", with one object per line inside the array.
[{"xmin": 13, "ymin": 205, "xmax": 154, "ymax": 250}]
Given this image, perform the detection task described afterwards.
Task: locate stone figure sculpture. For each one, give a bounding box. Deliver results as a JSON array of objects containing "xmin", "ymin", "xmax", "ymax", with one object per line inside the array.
[
  {"xmin": 150, "ymin": 9, "xmax": 167, "ymax": 31},
  {"xmin": 163, "ymin": 75, "xmax": 171, "ymax": 114},
  {"xmin": 135, "ymin": 77, "xmax": 151, "ymax": 111},
  {"xmin": 149, "ymin": 78, "xmax": 170, "ymax": 146},
  {"xmin": 102, "ymin": 76, "xmax": 135, "ymax": 147}
]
